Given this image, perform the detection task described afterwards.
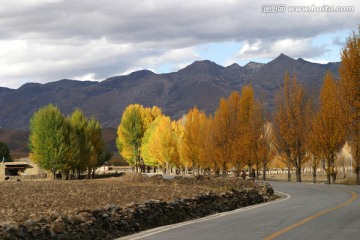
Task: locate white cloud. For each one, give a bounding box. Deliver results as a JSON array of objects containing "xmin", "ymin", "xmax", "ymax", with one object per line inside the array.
[
  {"xmin": 0, "ymin": 0, "xmax": 359, "ymax": 88},
  {"xmin": 236, "ymin": 38, "xmax": 327, "ymax": 61},
  {"xmin": 73, "ymin": 73, "xmax": 97, "ymax": 81}
]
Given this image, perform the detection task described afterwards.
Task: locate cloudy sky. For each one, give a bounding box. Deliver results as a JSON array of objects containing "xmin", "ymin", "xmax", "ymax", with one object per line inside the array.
[{"xmin": 0, "ymin": 0, "xmax": 359, "ymax": 89}]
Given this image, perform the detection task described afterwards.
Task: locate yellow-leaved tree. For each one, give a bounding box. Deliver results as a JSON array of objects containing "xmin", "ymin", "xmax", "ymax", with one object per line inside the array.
[
  {"xmin": 274, "ymin": 73, "xmax": 311, "ymax": 182},
  {"xmin": 141, "ymin": 115, "xmax": 178, "ymax": 174},
  {"xmin": 339, "ymin": 26, "xmax": 360, "ymax": 185},
  {"xmin": 237, "ymin": 85, "xmax": 263, "ymax": 178},
  {"xmin": 211, "ymin": 91, "xmax": 246, "ymax": 177},
  {"xmin": 180, "ymin": 107, "xmax": 207, "ymax": 175},
  {"xmin": 312, "ymin": 72, "xmax": 346, "ymax": 184},
  {"xmin": 257, "ymin": 122, "xmax": 276, "ymax": 181},
  {"xmin": 116, "ymin": 104, "xmax": 162, "ymax": 172}
]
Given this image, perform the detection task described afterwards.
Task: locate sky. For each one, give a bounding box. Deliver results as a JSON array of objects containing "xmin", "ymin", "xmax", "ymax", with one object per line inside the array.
[{"xmin": 0, "ymin": 0, "xmax": 359, "ymax": 89}]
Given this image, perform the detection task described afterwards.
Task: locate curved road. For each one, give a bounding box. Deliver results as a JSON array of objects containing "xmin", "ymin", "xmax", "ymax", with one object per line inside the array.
[{"xmin": 119, "ymin": 181, "xmax": 360, "ymax": 240}]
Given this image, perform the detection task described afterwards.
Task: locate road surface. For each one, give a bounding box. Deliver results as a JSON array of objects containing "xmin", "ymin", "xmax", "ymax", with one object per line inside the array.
[{"xmin": 119, "ymin": 181, "xmax": 359, "ymax": 240}]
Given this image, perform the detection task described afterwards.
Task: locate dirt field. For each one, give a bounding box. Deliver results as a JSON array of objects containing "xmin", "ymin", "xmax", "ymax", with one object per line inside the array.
[{"xmin": 0, "ymin": 174, "xmax": 234, "ymax": 223}]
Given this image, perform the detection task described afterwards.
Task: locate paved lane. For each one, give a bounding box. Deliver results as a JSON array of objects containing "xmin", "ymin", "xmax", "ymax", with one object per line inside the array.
[{"xmin": 119, "ymin": 182, "xmax": 359, "ymax": 240}]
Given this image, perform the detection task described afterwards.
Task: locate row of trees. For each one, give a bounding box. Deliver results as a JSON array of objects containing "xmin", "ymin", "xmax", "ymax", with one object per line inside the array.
[
  {"xmin": 117, "ymin": 86, "xmax": 275, "ymax": 180},
  {"xmin": 29, "ymin": 105, "xmax": 111, "ymax": 179},
  {"xmin": 117, "ymin": 27, "xmax": 359, "ymax": 184}
]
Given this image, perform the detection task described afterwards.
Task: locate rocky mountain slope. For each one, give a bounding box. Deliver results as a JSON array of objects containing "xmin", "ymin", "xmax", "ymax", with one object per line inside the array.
[{"xmin": 0, "ymin": 54, "xmax": 340, "ymax": 131}]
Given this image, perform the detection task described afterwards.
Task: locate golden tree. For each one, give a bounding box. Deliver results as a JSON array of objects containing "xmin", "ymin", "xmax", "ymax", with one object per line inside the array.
[
  {"xmin": 257, "ymin": 122, "xmax": 276, "ymax": 181},
  {"xmin": 237, "ymin": 86, "xmax": 263, "ymax": 178},
  {"xmin": 274, "ymin": 73, "xmax": 311, "ymax": 182},
  {"xmin": 141, "ymin": 116, "xmax": 178, "ymax": 174},
  {"xmin": 312, "ymin": 72, "xmax": 346, "ymax": 184},
  {"xmin": 211, "ymin": 97, "xmax": 235, "ymax": 177},
  {"xmin": 339, "ymin": 26, "xmax": 360, "ymax": 184},
  {"xmin": 181, "ymin": 107, "xmax": 207, "ymax": 175},
  {"xmin": 116, "ymin": 104, "xmax": 162, "ymax": 172}
]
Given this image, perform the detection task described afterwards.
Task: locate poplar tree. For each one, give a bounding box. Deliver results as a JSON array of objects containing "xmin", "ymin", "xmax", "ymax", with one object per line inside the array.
[
  {"xmin": 312, "ymin": 73, "xmax": 346, "ymax": 184},
  {"xmin": 117, "ymin": 104, "xmax": 162, "ymax": 172},
  {"xmin": 29, "ymin": 104, "xmax": 70, "ymax": 179},
  {"xmin": 274, "ymin": 73, "xmax": 311, "ymax": 182},
  {"xmin": 181, "ymin": 107, "xmax": 207, "ymax": 175},
  {"xmin": 339, "ymin": 26, "xmax": 360, "ymax": 184},
  {"xmin": 68, "ymin": 108, "xmax": 89, "ymax": 178},
  {"xmin": 237, "ymin": 86, "xmax": 263, "ymax": 178},
  {"xmin": 86, "ymin": 117, "xmax": 105, "ymax": 178},
  {"xmin": 117, "ymin": 105, "xmax": 144, "ymax": 172}
]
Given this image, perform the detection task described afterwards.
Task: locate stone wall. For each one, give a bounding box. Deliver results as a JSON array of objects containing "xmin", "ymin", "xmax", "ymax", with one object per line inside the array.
[
  {"xmin": 4, "ymin": 173, "xmax": 47, "ymax": 181},
  {"xmin": 0, "ymin": 178, "xmax": 274, "ymax": 240}
]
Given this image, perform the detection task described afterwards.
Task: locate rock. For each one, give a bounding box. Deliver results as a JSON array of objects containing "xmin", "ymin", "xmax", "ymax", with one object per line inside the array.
[
  {"xmin": 0, "ymin": 178, "xmax": 273, "ymax": 240},
  {"xmin": 36, "ymin": 216, "xmax": 48, "ymax": 224},
  {"xmin": 51, "ymin": 221, "xmax": 66, "ymax": 234},
  {"xmin": 24, "ymin": 219, "xmax": 36, "ymax": 227},
  {"xmin": 73, "ymin": 215, "xmax": 86, "ymax": 224}
]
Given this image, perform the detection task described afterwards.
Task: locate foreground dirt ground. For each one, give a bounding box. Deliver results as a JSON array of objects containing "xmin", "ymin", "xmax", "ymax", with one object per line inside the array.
[{"xmin": 0, "ymin": 174, "xmax": 250, "ymax": 223}]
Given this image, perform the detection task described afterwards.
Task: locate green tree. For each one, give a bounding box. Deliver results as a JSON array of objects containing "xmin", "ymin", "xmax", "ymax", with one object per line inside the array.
[
  {"xmin": 86, "ymin": 117, "xmax": 106, "ymax": 178},
  {"xmin": 117, "ymin": 104, "xmax": 146, "ymax": 172},
  {"xmin": 29, "ymin": 104, "xmax": 70, "ymax": 179},
  {"xmin": 68, "ymin": 108, "xmax": 89, "ymax": 178},
  {"xmin": 0, "ymin": 142, "xmax": 11, "ymax": 162}
]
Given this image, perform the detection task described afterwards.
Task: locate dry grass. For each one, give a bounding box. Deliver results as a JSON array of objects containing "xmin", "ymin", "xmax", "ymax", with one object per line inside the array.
[
  {"xmin": 0, "ymin": 174, "xmax": 226, "ymax": 223},
  {"xmin": 265, "ymin": 172, "xmax": 355, "ymax": 184}
]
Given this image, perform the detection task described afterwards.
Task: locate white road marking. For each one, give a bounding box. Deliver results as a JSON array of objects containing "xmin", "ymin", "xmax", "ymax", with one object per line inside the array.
[{"xmin": 118, "ymin": 191, "xmax": 291, "ymax": 240}]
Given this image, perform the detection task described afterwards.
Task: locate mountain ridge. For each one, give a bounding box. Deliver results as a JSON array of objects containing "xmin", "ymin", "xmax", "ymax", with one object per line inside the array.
[{"xmin": 0, "ymin": 54, "xmax": 340, "ymax": 131}]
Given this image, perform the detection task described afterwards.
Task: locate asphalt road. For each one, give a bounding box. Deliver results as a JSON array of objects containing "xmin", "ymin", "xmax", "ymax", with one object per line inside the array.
[{"xmin": 119, "ymin": 181, "xmax": 360, "ymax": 240}]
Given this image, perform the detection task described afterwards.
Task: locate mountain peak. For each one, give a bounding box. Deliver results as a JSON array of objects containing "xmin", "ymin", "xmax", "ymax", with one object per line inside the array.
[
  {"xmin": 179, "ymin": 60, "xmax": 224, "ymax": 74},
  {"xmin": 128, "ymin": 69, "xmax": 155, "ymax": 79},
  {"xmin": 276, "ymin": 53, "xmax": 294, "ymax": 60},
  {"xmin": 225, "ymin": 63, "xmax": 242, "ymax": 71},
  {"xmin": 243, "ymin": 61, "xmax": 265, "ymax": 71},
  {"xmin": 269, "ymin": 53, "xmax": 296, "ymax": 65}
]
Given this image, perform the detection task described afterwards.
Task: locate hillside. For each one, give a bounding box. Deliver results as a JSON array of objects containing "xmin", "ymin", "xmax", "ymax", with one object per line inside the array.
[
  {"xmin": 0, "ymin": 54, "xmax": 340, "ymax": 130},
  {"xmin": 0, "ymin": 54, "xmax": 340, "ymax": 156}
]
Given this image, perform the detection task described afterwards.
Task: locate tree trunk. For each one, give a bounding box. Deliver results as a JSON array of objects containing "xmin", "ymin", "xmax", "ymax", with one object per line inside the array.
[
  {"xmin": 355, "ymin": 167, "xmax": 360, "ymax": 185},
  {"xmin": 295, "ymin": 166, "xmax": 302, "ymax": 182},
  {"xmin": 235, "ymin": 161, "xmax": 240, "ymax": 177},
  {"xmin": 287, "ymin": 162, "xmax": 291, "ymax": 182},
  {"xmin": 221, "ymin": 162, "xmax": 227, "ymax": 178},
  {"xmin": 256, "ymin": 162, "xmax": 260, "ymax": 180},
  {"xmin": 262, "ymin": 166, "xmax": 266, "ymax": 181},
  {"xmin": 165, "ymin": 161, "xmax": 169, "ymax": 175},
  {"xmin": 331, "ymin": 174, "xmax": 336, "ymax": 184},
  {"xmin": 326, "ymin": 171, "xmax": 331, "ymax": 184},
  {"xmin": 312, "ymin": 165, "xmax": 317, "ymax": 184}
]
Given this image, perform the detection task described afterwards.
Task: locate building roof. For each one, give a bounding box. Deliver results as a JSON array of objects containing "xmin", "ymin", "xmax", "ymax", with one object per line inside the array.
[{"xmin": 3, "ymin": 162, "xmax": 29, "ymax": 167}]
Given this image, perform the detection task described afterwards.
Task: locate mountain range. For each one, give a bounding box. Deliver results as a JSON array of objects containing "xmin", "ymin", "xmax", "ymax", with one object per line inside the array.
[{"xmin": 0, "ymin": 53, "xmax": 341, "ymax": 156}]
